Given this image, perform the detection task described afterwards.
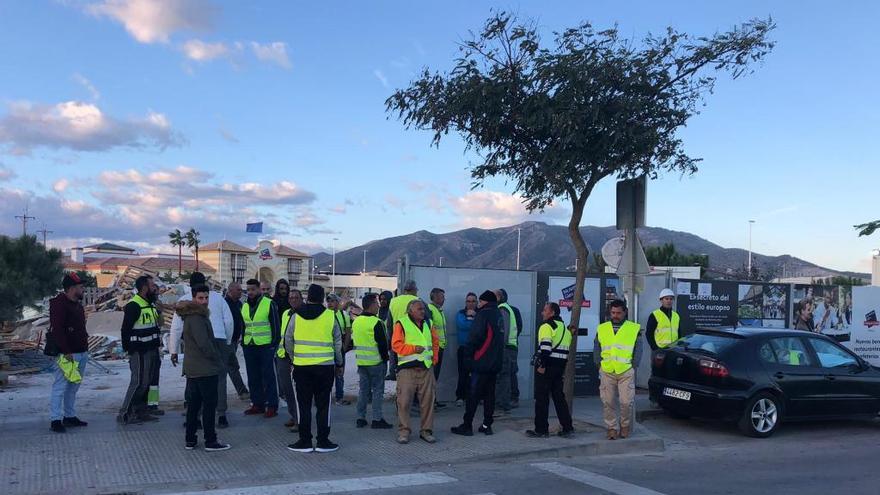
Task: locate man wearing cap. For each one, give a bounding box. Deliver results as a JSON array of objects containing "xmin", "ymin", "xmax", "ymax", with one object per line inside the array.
[
  {"xmin": 326, "ymin": 293, "xmax": 352, "ymax": 405},
  {"xmin": 47, "ymin": 273, "xmax": 89, "ymax": 433},
  {"xmin": 284, "ymin": 284, "xmax": 344, "ymax": 453},
  {"xmin": 646, "ymin": 289, "xmax": 680, "ymax": 351}
]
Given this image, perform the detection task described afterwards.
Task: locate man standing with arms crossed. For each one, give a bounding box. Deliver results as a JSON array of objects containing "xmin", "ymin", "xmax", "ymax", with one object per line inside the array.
[
  {"xmin": 118, "ymin": 275, "xmax": 162, "ymax": 425},
  {"xmin": 241, "ymin": 279, "xmax": 280, "ymax": 418},
  {"xmin": 594, "ymin": 299, "xmax": 642, "ymax": 440},
  {"xmin": 646, "ymin": 288, "xmax": 679, "ymax": 351}
]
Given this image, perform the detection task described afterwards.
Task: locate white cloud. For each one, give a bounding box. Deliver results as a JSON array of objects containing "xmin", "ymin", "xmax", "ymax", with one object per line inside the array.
[
  {"xmin": 86, "ymin": 0, "xmax": 216, "ymax": 44},
  {"xmin": 449, "ymin": 190, "xmax": 568, "ymax": 229},
  {"xmin": 373, "ymin": 69, "xmax": 389, "ymax": 88},
  {"xmin": 0, "ymin": 100, "xmax": 185, "ymax": 154},
  {"xmin": 181, "ymin": 39, "xmax": 228, "ymax": 61},
  {"xmin": 0, "ymin": 164, "xmax": 15, "ymax": 181},
  {"xmin": 72, "ymin": 73, "xmax": 100, "ymax": 100},
  {"xmin": 53, "ymin": 178, "xmax": 70, "ymax": 193},
  {"xmin": 250, "ymin": 41, "xmax": 291, "ymax": 69},
  {"xmin": 295, "ymin": 211, "xmax": 324, "ymax": 227}
]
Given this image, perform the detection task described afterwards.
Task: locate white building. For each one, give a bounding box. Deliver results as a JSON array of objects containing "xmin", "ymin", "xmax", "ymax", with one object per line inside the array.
[{"xmin": 200, "ymin": 240, "xmax": 310, "ymax": 287}]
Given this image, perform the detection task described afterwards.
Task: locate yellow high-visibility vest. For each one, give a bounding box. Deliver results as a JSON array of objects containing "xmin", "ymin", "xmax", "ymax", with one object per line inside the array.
[
  {"xmin": 652, "ymin": 309, "xmax": 680, "ymax": 348},
  {"xmin": 597, "ymin": 320, "xmax": 640, "ymax": 374}
]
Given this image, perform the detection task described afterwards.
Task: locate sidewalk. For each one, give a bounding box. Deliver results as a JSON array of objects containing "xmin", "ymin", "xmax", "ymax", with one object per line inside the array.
[{"xmin": 0, "ymin": 359, "xmax": 663, "ymax": 495}]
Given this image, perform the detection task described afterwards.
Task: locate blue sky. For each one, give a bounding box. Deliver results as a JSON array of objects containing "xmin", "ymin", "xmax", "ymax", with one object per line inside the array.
[{"xmin": 0, "ymin": 0, "xmax": 877, "ymax": 272}]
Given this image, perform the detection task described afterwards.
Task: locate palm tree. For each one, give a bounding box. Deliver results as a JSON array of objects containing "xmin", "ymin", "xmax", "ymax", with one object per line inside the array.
[
  {"xmin": 168, "ymin": 229, "xmax": 184, "ymax": 276},
  {"xmin": 185, "ymin": 228, "xmax": 201, "ymax": 272}
]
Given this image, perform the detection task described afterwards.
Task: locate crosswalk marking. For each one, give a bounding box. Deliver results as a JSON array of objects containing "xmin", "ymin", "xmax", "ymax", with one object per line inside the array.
[
  {"xmin": 532, "ymin": 462, "xmax": 667, "ymax": 495},
  {"xmin": 170, "ymin": 472, "xmax": 458, "ymax": 495}
]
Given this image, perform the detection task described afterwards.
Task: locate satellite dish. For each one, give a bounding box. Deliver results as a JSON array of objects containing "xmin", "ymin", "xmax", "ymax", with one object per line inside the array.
[{"xmin": 601, "ymin": 237, "xmax": 625, "ymax": 272}]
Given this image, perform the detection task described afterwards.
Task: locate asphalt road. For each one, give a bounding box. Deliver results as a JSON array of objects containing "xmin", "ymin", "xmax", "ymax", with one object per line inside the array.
[{"xmin": 177, "ymin": 414, "xmax": 880, "ymax": 495}]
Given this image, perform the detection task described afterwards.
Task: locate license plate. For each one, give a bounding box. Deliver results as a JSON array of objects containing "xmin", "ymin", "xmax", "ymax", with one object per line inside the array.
[{"xmin": 663, "ymin": 387, "xmax": 691, "ymax": 401}]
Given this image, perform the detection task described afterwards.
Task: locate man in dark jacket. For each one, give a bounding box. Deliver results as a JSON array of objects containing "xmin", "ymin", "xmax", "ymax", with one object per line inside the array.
[
  {"xmin": 451, "ymin": 290, "xmax": 504, "ymax": 436},
  {"xmin": 274, "ymin": 278, "xmax": 292, "ymax": 315},
  {"xmin": 48, "ymin": 273, "xmax": 89, "ymax": 433},
  {"xmin": 224, "ymin": 282, "xmax": 249, "ymax": 399},
  {"xmin": 118, "ymin": 275, "xmax": 162, "ymax": 425},
  {"xmin": 178, "ymin": 285, "xmax": 230, "ymax": 451}
]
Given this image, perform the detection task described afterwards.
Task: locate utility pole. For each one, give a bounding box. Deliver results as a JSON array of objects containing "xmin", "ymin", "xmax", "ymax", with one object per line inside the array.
[
  {"xmin": 748, "ymin": 220, "xmax": 756, "ymax": 279},
  {"xmin": 15, "ymin": 206, "xmax": 36, "ymax": 236},
  {"xmin": 36, "ymin": 225, "xmax": 54, "ymax": 246},
  {"xmin": 516, "ymin": 227, "xmax": 522, "ymax": 270},
  {"xmin": 362, "ymin": 249, "xmax": 367, "ymax": 274},
  {"xmin": 331, "ymin": 237, "xmax": 338, "ymax": 293}
]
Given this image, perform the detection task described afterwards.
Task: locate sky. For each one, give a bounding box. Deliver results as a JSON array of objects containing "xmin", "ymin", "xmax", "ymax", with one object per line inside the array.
[{"xmin": 0, "ymin": 0, "xmax": 878, "ymax": 273}]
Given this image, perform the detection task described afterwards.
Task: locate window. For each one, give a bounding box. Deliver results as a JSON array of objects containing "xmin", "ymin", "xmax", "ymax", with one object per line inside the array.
[
  {"xmin": 767, "ymin": 337, "xmax": 814, "ymax": 367},
  {"xmin": 287, "ymin": 258, "xmax": 303, "ymax": 286},
  {"xmin": 758, "ymin": 342, "xmax": 777, "ymax": 364},
  {"xmin": 809, "ymin": 338, "xmax": 858, "ymax": 368},
  {"xmin": 231, "ymin": 253, "xmax": 248, "ymax": 283},
  {"xmin": 679, "ymin": 333, "xmax": 740, "ymax": 354}
]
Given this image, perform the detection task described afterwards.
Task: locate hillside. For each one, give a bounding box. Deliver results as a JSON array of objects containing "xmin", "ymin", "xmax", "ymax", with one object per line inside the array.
[{"xmin": 313, "ymin": 222, "xmax": 865, "ymax": 280}]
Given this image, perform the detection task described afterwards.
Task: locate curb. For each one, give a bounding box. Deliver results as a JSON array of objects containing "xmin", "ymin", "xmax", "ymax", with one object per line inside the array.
[{"xmin": 636, "ymin": 408, "xmax": 666, "ymax": 423}]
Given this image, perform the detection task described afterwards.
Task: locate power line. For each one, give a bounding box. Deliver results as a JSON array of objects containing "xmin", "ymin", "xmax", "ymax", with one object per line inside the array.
[
  {"xmin": 14, "ymin": 205, "xmax": 36, "ymax": 236},
  {"xmin": 36, "ymin": 225, "xmax": 54, "ymax": 246}
]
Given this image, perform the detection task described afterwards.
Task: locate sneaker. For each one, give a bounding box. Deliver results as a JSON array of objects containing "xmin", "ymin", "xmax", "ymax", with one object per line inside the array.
[
  {"xmin": 606, "ymin": 429, "xmax": 619, "ymax": 440},
  {"xmin": 478, "ymin": 424, "xmax": 493, "ymax": 435},
  {"xmin": 238, "ymin": 391, "xmax": 250, "ymax": 401},
  {"xmin": 315, "ymin": 440, "xmax": 339, "ymax": 452},
  {"xmin": 526, "ymin": 430, "xmax": 549, "ymax": 438},
  {"xmin": 287, "ymin": 439, "xmax": 314, "ymax": 453},
  {"xmin": 185, "ymin": 441, "xmax": 197, "ymax": 450},
  {"xmin": 62, "ymin": 416, "xmax": 88, "ymax": 427},
  {"xmin": 371, "ymin": 419, "xmax": 393, "ymax": 429},
  {"xmin": 455, "ymin": 399, "xmax": 464, "ymax": 407},
  {"xmin": 243, "ymin": 406, "xmax": 265, "ymax": 415},
  {"xmin": 356, "ymin": 418, "xmax": 368, "ymax": 428},
  {"xmin": 217, "ymin": 416, "xmax": 229, "ymax": 429},
  {"xmin": 450, "ymin": 424, "xmax": 473, "ymax": 436},
  {"xmin": 397, "ymin": 434, "xmax": 409, "ymax": 444},
  {"xmin": 204, "ymin": 441, "xmax": 231, "ymax": 452},
  {"xmin": 334, "ymin": 398, "xmax": 351, "ymax": 406},
  {"xmin": 620, "ymin": 426, "xmax": 631, "ymax": 439},
  {"xmin": 284, "ymin": 419, "xmax": 297, "ymax": 428},
  {"xmin": 50, "ymin": 420, "xmax": 66, "ymax": 433},
  {"xmin": 264, "ymin": 407, "xmax": 278, "ymax": 418},
  {"xmin": 557, "ymin": 429, "xmax": 575, "ymax": 439},
  {"xmin": 419, "ymin": 430, "xmax": 436, "ymax": 444}
]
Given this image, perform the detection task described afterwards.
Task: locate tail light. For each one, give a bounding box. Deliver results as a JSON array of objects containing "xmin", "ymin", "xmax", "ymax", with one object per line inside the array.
[
  {"xmin": 653, "ymin": 352, "xmax": 666, "ymax": 369},
  {"xmin": 699, "ymin": 359, "xmax": 729, "ymax": 378}
]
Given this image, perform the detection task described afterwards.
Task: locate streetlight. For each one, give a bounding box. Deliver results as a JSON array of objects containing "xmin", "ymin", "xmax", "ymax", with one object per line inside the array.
[
  {"xmin": 748, "ymin": 220, "xmax": 756, "ymax": 278},
  {"xmin": 331, "ymin": 237, "xmax": 339, "ymax": 293}
]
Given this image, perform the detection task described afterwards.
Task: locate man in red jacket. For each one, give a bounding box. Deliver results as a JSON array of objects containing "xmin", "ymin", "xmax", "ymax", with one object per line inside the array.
[{"xmin": 48, "ymin": 273, "xmax": 89, "ymax": 433}]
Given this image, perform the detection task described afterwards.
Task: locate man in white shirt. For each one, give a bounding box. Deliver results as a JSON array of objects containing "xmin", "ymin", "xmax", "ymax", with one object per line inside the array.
[
  {"xmin": 170, "ymin": 272, "xmax": 235, "ymax": 428},
  {"xmin": 813, "ymin": 292, "xmax": 839, "ymax": 333}
]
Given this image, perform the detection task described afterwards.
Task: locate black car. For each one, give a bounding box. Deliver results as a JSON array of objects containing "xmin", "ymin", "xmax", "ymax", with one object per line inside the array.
[{"xmin": 648, "ymin": 327, "xmax": 880, "ymax": 437}]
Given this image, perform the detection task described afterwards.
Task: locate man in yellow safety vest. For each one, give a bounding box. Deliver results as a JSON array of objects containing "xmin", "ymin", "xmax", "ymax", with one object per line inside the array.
[
  {"xmin": 241, "ymin": 278, "xmax": 281, "ymax": 418},
  {"xmin": 392, "ymin": 299, "xmax": 439, "ymax": 444},
  {"xmin": 593, "ymin": 299, "xmax": 643, "ymax": 440},
  {"xmin": 352, "ymin": 293, "xmax": 392, "ymax": 429},
  {"xmin": 646, "ymin": 288, "xmax": 680, "ymax": 351}
]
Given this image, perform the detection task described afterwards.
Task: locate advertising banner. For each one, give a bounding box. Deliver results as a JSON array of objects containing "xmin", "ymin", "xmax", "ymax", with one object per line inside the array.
[
  {"xmin": 675, "ymin": 280, "xmax": 790, "ymax": 332},
  {"xmin": 548, "ymin": 276, "xmax": 602, "ymax": 395},
  {"xmin": 792, "ymin": 284, "xmax": 851, "ymax": 341},
  {"xmin": 849, "ymin": 286, "xmax": 880, "ymax": 366}
]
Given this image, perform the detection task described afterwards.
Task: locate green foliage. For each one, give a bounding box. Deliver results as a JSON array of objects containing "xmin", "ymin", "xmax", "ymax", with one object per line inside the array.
[
  {"xmin": 169, "ymin": 228, "xmax": 184, "ymax": 275},
  {"xmin": 72, "ymin": 270, "xmax": 97, "ymax": 287},
  {"xmin": 185, "ymin": 227, "xmax": 200, "ymax": 269},
  {"xmin": 855, "ymin": 220, "xmax": 880, "ymax": 237},
  {"xmin": 0, "ymin": 235, "xmax": 64, "ymax": 321},
  {"xmin": 814, "ymin": 276, "xmax": 865, "ymax": 287},
  {"xmin": 645, "ymin": 243, "xmax": 708, "ymax": 276}
]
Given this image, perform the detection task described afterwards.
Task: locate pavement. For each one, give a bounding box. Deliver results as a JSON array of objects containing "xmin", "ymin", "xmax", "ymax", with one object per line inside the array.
[{"xmin": 0, "ymin": 358, "xmax": 663, "ymax": 495}]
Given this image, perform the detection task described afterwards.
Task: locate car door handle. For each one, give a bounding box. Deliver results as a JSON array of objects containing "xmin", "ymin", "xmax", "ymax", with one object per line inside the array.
[
  {"xmin": 824, "ymin": 374, "xmax": 836, "ymax": 381},
  {"xmin": 774, "ymin": 372, "xmax": 785, "ymax": 379}
]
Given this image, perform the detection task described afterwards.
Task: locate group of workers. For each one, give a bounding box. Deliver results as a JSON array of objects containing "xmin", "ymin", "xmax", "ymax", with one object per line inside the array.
[{"xmin": 48, "ymin": 270, "xmax": 683, "ymax": 450}]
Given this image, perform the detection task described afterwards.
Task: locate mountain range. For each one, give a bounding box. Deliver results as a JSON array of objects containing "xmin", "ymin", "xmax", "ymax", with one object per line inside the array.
[{"xmin": 312, "ymin": 222, "xmax": 866, "ymax": 280}]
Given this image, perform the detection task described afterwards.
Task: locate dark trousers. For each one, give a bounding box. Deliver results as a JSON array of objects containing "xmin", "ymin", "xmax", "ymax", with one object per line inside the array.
[
  {"xmin": 433, "ymin": 348, "xmax": 445, "ymax": 381},
  {"xmin": 293, "ymin": 365, "xmax": 335, "ymax": 443},
  {"xmin": 243, "ymin": 345, "xmax": 278, "ymax": 409},
  {"xmin": 511, "ymin": 356, "xmax": 520, "ymax": 401},
  {"xmin": 119, "ymin": 348, "xmax": 158, "ymax": 420},
  {"xmin": 534, "ymin": 365, "xmax": 573, "ymax": 434},
  {"xmin": 455, "ymin": 347, "xmax": 471, "ymax": 401},
  {"xmin": 334, "ymin": 352, "xmax": 346, "ymax": 400},
  {"xmin": 185, "ymin": 375, "xmax": 219, "ymax": 444},
  {"xmin": 463, "ymin": 372, "xmax": 497, "ymax": 428},
  {"xmin": 148, "ymin": 349, "xmax": 161, "ymax": 407},
  {"xmin": 227, "ymin": 341, "xmax": 247, "ymax": 395}
]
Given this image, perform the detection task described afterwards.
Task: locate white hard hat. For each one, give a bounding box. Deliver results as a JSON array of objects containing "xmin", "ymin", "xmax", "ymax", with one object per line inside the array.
[{"xmin": 659, "ymin": 288, "xmax": 675, "ymax": 299}]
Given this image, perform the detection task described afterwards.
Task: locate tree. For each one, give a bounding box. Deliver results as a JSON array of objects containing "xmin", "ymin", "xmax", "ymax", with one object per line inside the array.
[
  {"xmin": 168, "ymin": 229, "xmax": 184, "ymax": 276},
  {"xmin": 644, "ymin": 243, "xmax": 708, "ymax": 277},
  {"xmin": 72, "ymin": 270, "xmax": 97, "ymax": 288},
  {"xmin": 0, "ymin": 235, "xmax": 64, "ymax": 322},
  {"xmin": 855, "ymin": 220, "xmax": 880, "ymax": 237},
  {"xmin": 185, "ymin": 227, "xmax": 201, "ymax": 272},
  {"xmin": 387, "ymin": 12, "xmax": 774, "ymax": 408}
]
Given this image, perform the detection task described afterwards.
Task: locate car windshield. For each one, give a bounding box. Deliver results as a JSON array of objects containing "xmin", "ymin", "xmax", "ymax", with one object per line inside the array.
[{"xmin": 679, "ymin": 333, "xmax": 739, "ymax": 354}]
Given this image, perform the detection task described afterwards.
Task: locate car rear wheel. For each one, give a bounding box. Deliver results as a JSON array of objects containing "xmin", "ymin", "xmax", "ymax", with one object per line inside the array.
[{"xmin": 738, "ymin": 392, "xmax": 781, "ymax": 438}]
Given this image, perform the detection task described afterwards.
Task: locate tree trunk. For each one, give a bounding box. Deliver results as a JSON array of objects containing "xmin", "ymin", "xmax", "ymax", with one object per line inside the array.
[
  {"xmin": 563, "ymin": 188, "xmax": 592, "ymax": 413},
  {"xmin": 195, "ymin": 246, "xmax": 199, "ymax": 272},
  {"xmin": 178, "ymin": 245, "xmax": 182, "ymax": 276}
]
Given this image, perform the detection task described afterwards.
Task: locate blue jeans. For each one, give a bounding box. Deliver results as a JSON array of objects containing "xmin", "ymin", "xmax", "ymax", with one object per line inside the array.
[
  {"xmin": 243, "ymin": 345, "xmax": 279, "ymax": 409},
  {"xmin": 50, "ymin": 353, "xmax": 88, "ymax": 421},
  {"xmin": 357, "ymin": 363, "xmax": 386, "ymax": 420}
]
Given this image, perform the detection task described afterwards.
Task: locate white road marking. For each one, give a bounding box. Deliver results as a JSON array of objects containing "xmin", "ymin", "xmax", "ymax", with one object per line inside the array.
[
  {"xmin": 532, "ymin": 462, "xmax": 667, "ymax": 495},
  {"xmin": 170, "ymin": 472, "xmax": 457, "ymax": 495}
]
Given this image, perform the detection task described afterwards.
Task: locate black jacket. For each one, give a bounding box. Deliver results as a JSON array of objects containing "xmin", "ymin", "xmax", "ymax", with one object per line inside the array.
[
  {"xmin": 462, "ymin": 302, "xmax": 504, "ymax": 374},
  {"xmin": 225, "ymin": 296, "xmax": 244, "ymax": 344}
]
